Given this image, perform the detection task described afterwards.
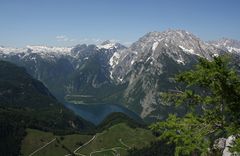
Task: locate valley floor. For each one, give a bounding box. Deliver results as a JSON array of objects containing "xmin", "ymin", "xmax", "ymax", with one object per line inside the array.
[{"xmin": 21, "ymin": 123, "xmax": 155, "ymax": 156}]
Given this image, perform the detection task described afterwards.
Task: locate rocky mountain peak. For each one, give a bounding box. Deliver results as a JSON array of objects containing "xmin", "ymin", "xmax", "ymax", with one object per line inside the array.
[
  {"xmin": 97, "ymin": 40, "xmax": 126, "ymax": 50},
  {"xmin": 131, "ymin": 29, "xmax": 203, "ymax": 53},
  {"xmin": 109, "ymin": 29, "xmax": 219, "ymax": 81},
  {"xmin": 211, "ymin": 38, "xmax": 240, "ymax": 48},
  {"xmin": 101, "ymin": 40, "xmax": 112, "ymax": 45}
]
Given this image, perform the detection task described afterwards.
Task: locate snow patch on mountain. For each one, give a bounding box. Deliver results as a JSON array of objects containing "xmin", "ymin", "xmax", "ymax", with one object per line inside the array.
[
  {"xmin": 179, "ymin": 45, "xmax": 198, "ymax": 56},
  {"xmin": 26, "ymin": 45, "xmax": 72, "ymax": 54},
  {"xmin": 97, "ymin": 40, "xmax": 126, "ymax": 50},
  {"xmin": 209, "ymin": 38, "xmax": 240, "ymax": 54},
  {"xmin": 0, "ymin": 46, "xmax": 26, "ymax": 55},
  {"xmin": 131, "ymin": 60, "xmax": 135, "ymax": 65},
  {"xmin": 152, "ymin": 42, "xmax": 159, "ymax": 51},
  {"xmin": 226, "ymin": 47, "xmax": 240, "ymax": 53},
  {"xmin": 176, "ymin": 54, "xmax": 185, "ymax": 64},
  {"xmin": 97, "ymin": 43, "xmax": 117, "ymax": 49},
  {"xmin": 109, "ymin": 52, "xmax": 120, "ymax": 68},
  {"xmin": 0, "ymin": 45, "xmax": 72, "ymax": 59}
]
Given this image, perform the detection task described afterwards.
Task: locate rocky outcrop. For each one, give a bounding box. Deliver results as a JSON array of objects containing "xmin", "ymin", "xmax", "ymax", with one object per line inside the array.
[{"xmin": 213, "ymin": 135, "xmax": 238, "ymax": 156}]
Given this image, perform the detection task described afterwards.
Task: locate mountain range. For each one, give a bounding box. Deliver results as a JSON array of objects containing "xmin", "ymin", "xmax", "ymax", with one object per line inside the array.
[{"xmin": 1, "ymin": 29, "xmax": 240, "ymax": 122}]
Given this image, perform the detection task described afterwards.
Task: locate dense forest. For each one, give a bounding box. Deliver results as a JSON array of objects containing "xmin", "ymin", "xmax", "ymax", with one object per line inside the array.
[{"xmin": 127, "ymin": 140, "xmax": 175, "ymax": 156}]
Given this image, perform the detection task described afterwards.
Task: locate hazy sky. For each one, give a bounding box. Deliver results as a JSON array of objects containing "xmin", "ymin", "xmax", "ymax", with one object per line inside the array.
[{"xmin": 0, "ymin": 0, "xmax": 240, "ymax": 47}]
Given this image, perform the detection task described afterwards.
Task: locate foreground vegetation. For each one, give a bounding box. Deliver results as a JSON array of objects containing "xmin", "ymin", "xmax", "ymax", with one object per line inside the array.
[{"xmin": 151, "ymin": 56, "xmax": 240, "ymax": 155}]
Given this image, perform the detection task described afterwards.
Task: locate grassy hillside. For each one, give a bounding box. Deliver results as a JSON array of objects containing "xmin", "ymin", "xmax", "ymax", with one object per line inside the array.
[
  {"xmin": 21, "ymin": 123, "xmax": 156, "ymax": 156},
  {"xmin": 21, "ymin": 129, "xmax": 92, "ymax": 156},
  {"xmin": 96, "ymin": 112, "xmax": 145, "ymax": 132}
]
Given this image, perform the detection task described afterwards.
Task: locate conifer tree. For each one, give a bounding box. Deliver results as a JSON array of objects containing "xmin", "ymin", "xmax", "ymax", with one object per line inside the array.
[{"xmin": 151, "ymin": 55, "xmax": 240, "ymax": 156}]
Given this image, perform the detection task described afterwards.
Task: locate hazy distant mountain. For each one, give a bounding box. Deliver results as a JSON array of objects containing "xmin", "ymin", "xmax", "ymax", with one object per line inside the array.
[{"xmin": 209, "ymin": 38, "xmax": 240, "ymax": 53}]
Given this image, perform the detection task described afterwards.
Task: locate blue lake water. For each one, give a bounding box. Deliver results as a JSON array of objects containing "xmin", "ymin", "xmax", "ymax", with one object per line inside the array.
[{"xmin": 64, "ymin": 103, "xmax": 142, "ymax": 125}]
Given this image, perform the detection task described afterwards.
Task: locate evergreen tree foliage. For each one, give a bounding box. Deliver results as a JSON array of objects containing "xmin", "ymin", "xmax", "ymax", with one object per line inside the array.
[
  {"xmin": 150, "ymin": 56, "xmax": 240, "ymax": 156},
  {"xmin": 127, "ymin": 139, "xmax": 175, "ymax": 156}
]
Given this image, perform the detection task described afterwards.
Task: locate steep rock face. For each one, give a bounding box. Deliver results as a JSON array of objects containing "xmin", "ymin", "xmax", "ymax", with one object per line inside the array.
[{"xmin": 109, "ymin": 30, "xmax": 226, "ymax": 121}]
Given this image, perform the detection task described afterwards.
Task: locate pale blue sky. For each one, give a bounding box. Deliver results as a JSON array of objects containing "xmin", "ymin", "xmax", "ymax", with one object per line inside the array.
[{"xmin": 0, "ymin": 0, "xmax": 240, "ymax": 47}]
